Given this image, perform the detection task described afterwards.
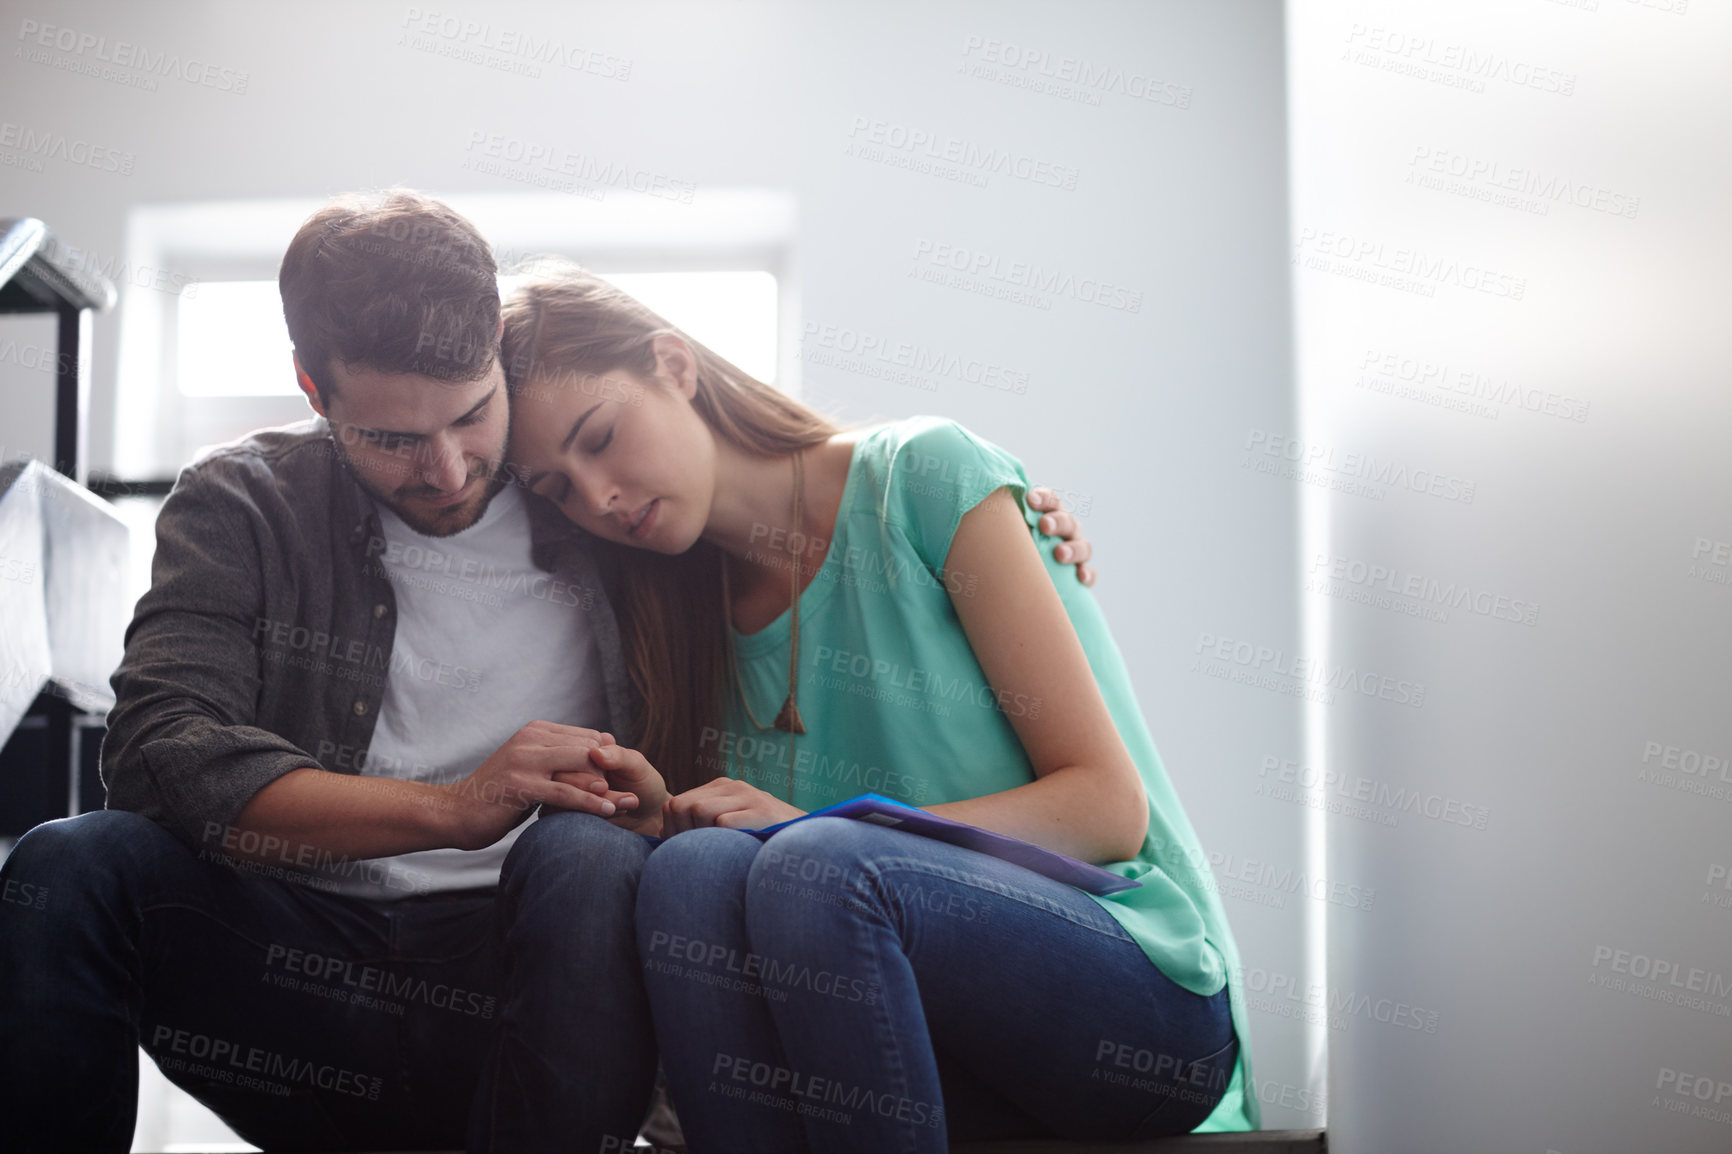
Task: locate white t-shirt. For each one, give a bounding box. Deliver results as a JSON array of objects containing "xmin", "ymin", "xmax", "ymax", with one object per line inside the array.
[{"xmin": 318, "ymin": 483, "xmax": 610, "ymax": 899}]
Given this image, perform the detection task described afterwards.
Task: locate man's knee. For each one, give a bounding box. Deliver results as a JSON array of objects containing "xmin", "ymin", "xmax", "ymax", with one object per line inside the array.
[
  {"xmin": 4, "ymin": 810, "xmax": 186, "ymax": 888},
  {"xmin": 501, "ymin": 811, "xmax": 652, "ymax": 889}
]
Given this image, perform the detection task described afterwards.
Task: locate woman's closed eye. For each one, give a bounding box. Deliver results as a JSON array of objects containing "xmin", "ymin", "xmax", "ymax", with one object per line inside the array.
[{"xmin": 531, "ymin": 425, "xmax": 612, "ymax": 504}]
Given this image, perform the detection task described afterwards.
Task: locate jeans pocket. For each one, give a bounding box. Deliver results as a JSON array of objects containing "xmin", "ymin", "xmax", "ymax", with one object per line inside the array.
[{"xmin": 1128, "ymin": 1030, "xmax": 1241, "ymax": 1139}]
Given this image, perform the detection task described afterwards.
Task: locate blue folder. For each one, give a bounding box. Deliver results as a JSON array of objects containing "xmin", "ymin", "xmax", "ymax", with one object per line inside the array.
[{"xmin": 745, "ymin": 793, "xmax": 1141, "ymax": 896}]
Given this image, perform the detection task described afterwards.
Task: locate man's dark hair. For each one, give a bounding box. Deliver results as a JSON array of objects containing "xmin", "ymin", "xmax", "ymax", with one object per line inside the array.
[{"xmin": 278, "ymin": 188, "xmax": 500, "ymax": 407}]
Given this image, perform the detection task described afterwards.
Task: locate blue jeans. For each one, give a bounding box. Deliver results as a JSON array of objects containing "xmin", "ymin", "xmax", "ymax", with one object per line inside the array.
[
  {"xmin": 0, "ymin": 808, "xmax": 657, "ymax": 1153},
  {"xmin": 636, "ymin": 818, "xmax": 1238, "ymax": 1153}
]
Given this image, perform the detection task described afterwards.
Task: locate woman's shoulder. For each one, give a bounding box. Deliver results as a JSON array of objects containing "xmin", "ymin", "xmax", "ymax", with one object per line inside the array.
[
  {"xmin": 837, "ymin": 416, "xmax": 1031, "ymax": 565},
  {"xmin": 842, "ymin": 415, "xmax": 1020, "ymax": 482}
]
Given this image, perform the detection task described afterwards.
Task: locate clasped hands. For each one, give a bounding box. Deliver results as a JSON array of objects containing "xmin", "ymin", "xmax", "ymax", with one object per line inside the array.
[
  {"xmin": 436, "ymin": 719, "xmax": 799, "ymax": 849},
  {"xmin": 560, "ymin": 732, "xmax": 802, "ymax": 837}
]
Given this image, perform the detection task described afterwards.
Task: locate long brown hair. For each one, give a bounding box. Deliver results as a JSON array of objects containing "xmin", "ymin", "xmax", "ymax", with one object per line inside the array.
[{"xmin": 499, "ymin": 260, "xmax": 840, "ymax": 792}]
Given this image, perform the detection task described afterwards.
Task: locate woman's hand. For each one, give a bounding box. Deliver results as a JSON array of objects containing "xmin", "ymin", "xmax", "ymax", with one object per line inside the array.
[
  {"xmin": 553, "ymin": 733, "xmax": 670, "ymax": 837},
  {"xmin": 441, "ymin": 721, "xmax": 631, "ymax": 851},
  {"xmin": 662, "ymin": 778, "xmax": 806, "ymax": 835}
]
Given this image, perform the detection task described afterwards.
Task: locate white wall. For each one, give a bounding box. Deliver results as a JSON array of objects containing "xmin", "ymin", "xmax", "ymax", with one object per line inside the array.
[
  {"xmin": 0, "ymin": 0, "xmax": 1313, "ymax": 1141},
  {"xmin": 1289, "ymin": 2, "xmax": 1732, "ymax": 1151}
]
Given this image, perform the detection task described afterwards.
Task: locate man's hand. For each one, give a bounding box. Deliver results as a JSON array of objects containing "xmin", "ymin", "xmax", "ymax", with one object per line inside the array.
[
  {"xmin": 440, "ymin": 720, "xmax": 638, "ymax": 851},
  {"xmin": 1027, "ymin": 487, "xmax": 1096, "ymax": 586},
  {"xmin": 662, "ymin": 778, "xmax": 805, "ymax": 835}
]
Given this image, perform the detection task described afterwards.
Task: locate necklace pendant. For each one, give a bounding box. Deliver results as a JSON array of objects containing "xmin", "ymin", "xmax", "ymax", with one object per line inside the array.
[{"xmin": 773, "ymin": 697, "xmax": 807, "ymax": 735}]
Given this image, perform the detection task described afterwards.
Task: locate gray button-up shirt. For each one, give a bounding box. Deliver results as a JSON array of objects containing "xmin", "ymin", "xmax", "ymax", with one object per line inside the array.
[{"xmin": 102, "ymin": 418, "xmax": 633, "ymax": 848}]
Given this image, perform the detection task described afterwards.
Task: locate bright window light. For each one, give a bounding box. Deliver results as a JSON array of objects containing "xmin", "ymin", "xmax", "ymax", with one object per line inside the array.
[
  {"xmin": 176, "ymin": 280, "xmax": 295, "ymax": 396},
  {"xmin": 177, "ymin": 271, "xmax": 778, "ymax": 397},
  {"xmin": 578, "ymin": 270, "xmax": 778, "ymax": 385}
]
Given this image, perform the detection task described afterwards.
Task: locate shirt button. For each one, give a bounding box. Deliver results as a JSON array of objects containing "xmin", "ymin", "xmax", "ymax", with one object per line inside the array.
[
  {"xmin": 352, "ymin": 700, "xmax": 369, "ymax": 717},
  {"xmin": 373, "ymin": 603, "xmax": 388, "ymax": 619}
]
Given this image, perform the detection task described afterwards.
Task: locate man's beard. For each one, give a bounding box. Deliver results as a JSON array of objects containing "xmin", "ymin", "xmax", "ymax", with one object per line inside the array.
[{"xmin": 331, "ymin": 436, "xmax": 508, "ymax": 538}]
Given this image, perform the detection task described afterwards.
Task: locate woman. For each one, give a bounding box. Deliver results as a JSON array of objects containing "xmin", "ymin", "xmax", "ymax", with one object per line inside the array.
[{"xmin": 499, "ymin": 264, "xmax": 1257, "ymax": 1151}]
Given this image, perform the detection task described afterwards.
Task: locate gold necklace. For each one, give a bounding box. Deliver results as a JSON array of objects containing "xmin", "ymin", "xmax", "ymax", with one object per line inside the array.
[{"xmin": 721, "ymin": 450, "xmax": 807, "ymax": 798}]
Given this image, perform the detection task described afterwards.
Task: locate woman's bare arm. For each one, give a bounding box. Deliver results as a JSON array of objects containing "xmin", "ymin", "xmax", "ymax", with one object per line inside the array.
[
  {"xmin": 640, "ymin": 486, "xmax": 1131, "ymax": 845},
  {"xmin": 922, "ymin": 486, "xmax": 1148, "ymax": 863}
]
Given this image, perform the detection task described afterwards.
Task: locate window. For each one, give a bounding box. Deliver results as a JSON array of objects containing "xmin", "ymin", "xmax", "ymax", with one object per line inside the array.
[
  {"xmin": 114, "ymin": 190, "xmax": 798, "ymax": 479},
  {"xmin": 175, "ymin": 280, "xmax": 292, "ymax": 398},
  {"xmin": 175, "ymin": 271, "xmax": 780, "ymax": 401}
]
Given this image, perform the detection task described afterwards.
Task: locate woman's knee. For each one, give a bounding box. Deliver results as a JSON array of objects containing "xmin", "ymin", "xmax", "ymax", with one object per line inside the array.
[
  {"xmin": 743, "ymin": 818, "xmax": 894, "ymax": 940},
  {"xmin": 636, "ymin": 828, "xmax": 762, "ymax": 937},
  {"xmin": 748, "ymin": 817, "xmax": 880, "ymax": 897},
  {"xmin": 639, "ymin": 828, "xmax": 760, "ymax": 898}
]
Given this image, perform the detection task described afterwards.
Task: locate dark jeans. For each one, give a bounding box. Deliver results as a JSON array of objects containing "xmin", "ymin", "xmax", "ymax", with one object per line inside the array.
[
  {"xmin": 0, "ymin": 808, "xmax": 657, "ymax": 1153},
  {"xmin": 635, "ymin": 818, "xmax": 1239, "ymax": 1154}
]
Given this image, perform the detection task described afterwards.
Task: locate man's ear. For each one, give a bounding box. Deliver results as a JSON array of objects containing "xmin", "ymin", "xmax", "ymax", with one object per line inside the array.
[{"xmin": 292, "ymin": 353, "xmax": 326, "ymax": 417}]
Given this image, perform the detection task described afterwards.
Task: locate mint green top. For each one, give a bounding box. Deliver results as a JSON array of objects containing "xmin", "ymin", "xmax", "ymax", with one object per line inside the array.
[{"xmin": 720, "ymin": 416, "xmax": 1257, "ymax": 1132}]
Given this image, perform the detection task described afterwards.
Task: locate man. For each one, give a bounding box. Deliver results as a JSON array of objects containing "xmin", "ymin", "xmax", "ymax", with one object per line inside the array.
[{"xmin": 0, "ymin": 188, "xmax": 1097, "ymax": 1152}]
